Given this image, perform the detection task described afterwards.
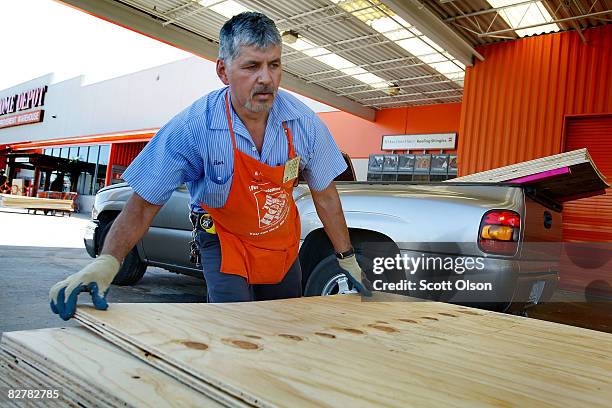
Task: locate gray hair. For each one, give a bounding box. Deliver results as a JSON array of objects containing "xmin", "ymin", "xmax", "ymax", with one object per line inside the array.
[{"xmin": 218, "ymin": 12, "xmax": 282, "ymax": 67}]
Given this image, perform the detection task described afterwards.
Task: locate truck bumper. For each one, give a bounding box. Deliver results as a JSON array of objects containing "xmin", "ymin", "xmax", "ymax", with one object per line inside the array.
[
  {"xmin": 83, "ymin": 220, "xmax": 98, "ymax": 258},
  {"xmin": 396, "ymin": 250, "xmax": 558, "ymax": 312}
]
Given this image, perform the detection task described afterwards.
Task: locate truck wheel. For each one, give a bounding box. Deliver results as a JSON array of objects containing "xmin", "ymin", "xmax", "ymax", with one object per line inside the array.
[
  {"xmin": 304, "ymin": 253, "xmax": 391, "ymax": 296},
  {"xmin": 97, "ymin": 221, "xmax": 147, "ymax": 286}
]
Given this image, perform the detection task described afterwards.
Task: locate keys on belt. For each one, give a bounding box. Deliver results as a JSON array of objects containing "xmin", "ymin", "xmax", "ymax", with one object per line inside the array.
[{"xmin": 188, "ymin": 212, "xmax": 216, "ymax": 267}]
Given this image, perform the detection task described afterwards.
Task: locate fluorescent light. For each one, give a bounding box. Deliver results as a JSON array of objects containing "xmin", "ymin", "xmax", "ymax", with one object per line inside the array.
[
  {"xmin": 488, "ymin": 0, "xmax": 560, "ymax": 37},
  {"xmin": 288, "ymin": 39, "xmax": 327, "ymax": 57},
  {"xmin": 331, "ymin": 1, "xmax": 464, "ymax": 86},
  {"xmin": 341, "ymin": 67, "xmax": 367, "ymax": 75},
  {"xmin": 429, "ymin": 61, "xmax": 463, "ymax": 75},
  {"xmin": 369, "ymin": 16, "xmax": 401, "ymax": 33},
  {"xmin": 284, "ymin": 34, "xmax": 392, "ymax": 89},
  {"xmin": 198, "ymin": 0, "xmax": 219, "ymax": 6},
  {"xmin": 396, "ymin": 37, "xmax": 437, "ymax": 57},
  {"xmin": 315, "ymin": 54, "xmax": 356, "ymax": 69},
  {"xmin": 352, "ymin": 73, "xmax": 389, "ymax": 88},
  {"xmin": 418, "ymin": 53, "xmax": 447, "ymax": 64},
  {"xmin": 210, "ymin": 0, "xmax": 249, "ymax": 18},
  {"xmin": 290, "ymin": 38, "xmax": 315, "ymax": 51},
  {"xmin": 304, "ymin": 48, "xmax": 329, "ymax": 58}
]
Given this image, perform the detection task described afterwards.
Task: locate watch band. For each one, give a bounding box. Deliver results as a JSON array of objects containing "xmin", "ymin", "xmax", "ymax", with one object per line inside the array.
[{"xmin": 335, "ymin": 246, "xmax": 355, "ymax": 259}]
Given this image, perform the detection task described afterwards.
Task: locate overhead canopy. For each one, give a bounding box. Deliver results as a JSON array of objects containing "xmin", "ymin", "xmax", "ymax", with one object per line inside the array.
[{"xmin": 59, "ymin": 0, "xmax": 610, "ymax": 119}]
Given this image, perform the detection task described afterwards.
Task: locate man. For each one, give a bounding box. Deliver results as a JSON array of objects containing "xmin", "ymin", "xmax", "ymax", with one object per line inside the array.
[{"xmin": 49, "ymin": 12, "xmax": 371, "ymax": 321}]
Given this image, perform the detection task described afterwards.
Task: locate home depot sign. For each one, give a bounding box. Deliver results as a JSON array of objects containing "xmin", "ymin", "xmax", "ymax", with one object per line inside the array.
[{"xmin": 0, "ymin": 85, "xmax": 48, "ymax": 117}]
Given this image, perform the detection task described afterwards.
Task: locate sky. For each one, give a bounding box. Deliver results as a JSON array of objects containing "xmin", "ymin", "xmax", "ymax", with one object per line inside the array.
[{"xmin": 0, "ymin": 0, "xmax": 194, "ymax": 91}]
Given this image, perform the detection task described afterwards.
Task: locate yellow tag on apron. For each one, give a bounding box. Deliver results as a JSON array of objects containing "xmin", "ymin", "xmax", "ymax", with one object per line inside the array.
[{"xmin": 283, "ymin": 155, "xmax": 300, "ymax": 183}]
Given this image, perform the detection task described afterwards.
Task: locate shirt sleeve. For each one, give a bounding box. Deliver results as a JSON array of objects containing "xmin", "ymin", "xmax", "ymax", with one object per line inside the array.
[
  {"xmin": 122, "ymin": 113, "xmax": 204, "ymax": 205},
  {"xmin": 301, "ymin": 115, "xmax": 348, "ymax": 191}
]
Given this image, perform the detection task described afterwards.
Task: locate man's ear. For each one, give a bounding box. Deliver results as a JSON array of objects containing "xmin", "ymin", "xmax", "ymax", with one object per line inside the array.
[{"xmin": 216, "ymin": 59, "xmax": 230, "ymax": 85}]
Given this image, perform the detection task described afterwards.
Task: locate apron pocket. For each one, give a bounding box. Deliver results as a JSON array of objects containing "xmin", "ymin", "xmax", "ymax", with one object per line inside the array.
[{"xmin": 243, "ymin": 243, "xmax": 288, "ymax": 285}]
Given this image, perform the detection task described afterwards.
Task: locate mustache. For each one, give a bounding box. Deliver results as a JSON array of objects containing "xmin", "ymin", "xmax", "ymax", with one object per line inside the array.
[{"xmin": 251, "ymin": 86, "xmax": 275, "ymax": 97}]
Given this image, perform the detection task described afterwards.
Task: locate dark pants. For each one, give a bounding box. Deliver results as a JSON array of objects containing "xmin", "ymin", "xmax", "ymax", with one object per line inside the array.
[{"xmin": 196, "ymin": 231, "xmax": 302, "ymax": 303}]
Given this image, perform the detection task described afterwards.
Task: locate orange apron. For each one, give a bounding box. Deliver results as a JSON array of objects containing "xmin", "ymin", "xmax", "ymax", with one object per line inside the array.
[{"xmin": 199, "ymin": 91, "xmax": 301, "ymax": 284}]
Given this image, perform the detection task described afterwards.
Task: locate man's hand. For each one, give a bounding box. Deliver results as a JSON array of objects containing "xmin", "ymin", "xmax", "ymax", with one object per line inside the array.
[
  {"xmin": 337, "ymin": 255, "xmax": 373, "ymax": 297},
  {"xmin": 49, "ymin": 255, "xmax": 120, "ymax": 321}
]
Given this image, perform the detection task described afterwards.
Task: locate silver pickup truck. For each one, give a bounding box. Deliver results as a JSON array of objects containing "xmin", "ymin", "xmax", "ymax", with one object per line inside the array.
[{"xmin": 84, "ymin": 166, "xmax": 562, "ymax": 313}]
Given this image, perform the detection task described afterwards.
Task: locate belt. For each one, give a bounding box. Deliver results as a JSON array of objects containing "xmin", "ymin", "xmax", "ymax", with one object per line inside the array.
[{"xmin": 190, "ymin": 212, "xmax": 216, "ymax": 234}]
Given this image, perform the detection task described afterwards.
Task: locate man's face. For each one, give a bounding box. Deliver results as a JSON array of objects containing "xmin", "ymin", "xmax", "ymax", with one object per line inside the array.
[{"xmin": 217, "ymin": 44, "xmax": 282, "ymax": 114}]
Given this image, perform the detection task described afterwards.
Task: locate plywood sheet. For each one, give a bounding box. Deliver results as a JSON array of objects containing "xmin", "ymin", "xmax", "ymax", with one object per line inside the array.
[
  {"xmin": 75, "ymin": 295, "xmax": 612, "ymax": 408},
  {"xmin": 452, "ymin": 148, "xmax": 609, "ymax": 201},
  {"xmin": 0, "ymin": 327, "xmax": 224, "ymax": 408}
]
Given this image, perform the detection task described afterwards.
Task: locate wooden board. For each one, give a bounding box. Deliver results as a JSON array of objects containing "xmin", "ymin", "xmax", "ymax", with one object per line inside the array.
[
  {"xmin": 451, "ymin": 148, "xmax": 609, "ymax": 202},
  {"xmin": 0, "ymin": 351, "xmax": 79, "ymax": 408},
  {"xmin": 0, "ymin": 327, "xmax": 225, "ymax": 408},
  {"xmin": 75, "ymin": 294, "xmax": 612, "ymax": 407},
  {"xmin": 0, "ymin": 194, "xmax": 74, "ymax": 211}
]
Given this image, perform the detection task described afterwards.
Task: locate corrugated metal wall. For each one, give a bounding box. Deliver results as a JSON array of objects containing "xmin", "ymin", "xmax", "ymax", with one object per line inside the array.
[
  {"xmin": 560, "ymin": 115, "xmax": 612, "ymax": 296},
  {"xmin": 563, "ymin": 115, "xmax": 612, "ymax": 242},
  {"xmin": 110, "ymin": 142, "xmax": 147, "ymax": 167},
  {"xmin": 458, "ymin": 24, "xmax": 612, "ymax": 176}
]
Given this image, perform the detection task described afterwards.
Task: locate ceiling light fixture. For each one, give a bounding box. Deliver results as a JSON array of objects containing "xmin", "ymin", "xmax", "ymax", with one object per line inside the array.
[{"xmin": 281, "ymin": 30, "xmax": 299, "ymax": 44}]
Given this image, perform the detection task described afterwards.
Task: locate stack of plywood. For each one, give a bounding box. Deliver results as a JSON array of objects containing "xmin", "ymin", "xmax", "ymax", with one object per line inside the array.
[
  {"xmin": 451, "ymin": 148, "xmax": 609, "ymax": 202},
  {"xmin": 0, "ymin": 194, "xmax": 74, "ymax": 213},
  {"xmin": 0, "ymin": 327, "xmax": 225, "ymax": 407},
  {"xmin": 2, "ymin": 295, "xmax": 611, "ymax": 407}
]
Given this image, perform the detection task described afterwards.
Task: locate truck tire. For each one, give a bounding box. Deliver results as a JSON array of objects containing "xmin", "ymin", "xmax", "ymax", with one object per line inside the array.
[
  {"xmin": 97, "ymin": 220, "xmax": 147, "ymax": 286},
  {"xmin": 304, "ymin": 253, "xmax": 392, "ymax": 296}
]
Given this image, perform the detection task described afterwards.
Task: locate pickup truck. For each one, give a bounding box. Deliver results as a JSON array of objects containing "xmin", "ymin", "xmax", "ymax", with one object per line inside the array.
[{"xmin": 84, "ymin": 154, "xmax": 563, "ymax": 313}]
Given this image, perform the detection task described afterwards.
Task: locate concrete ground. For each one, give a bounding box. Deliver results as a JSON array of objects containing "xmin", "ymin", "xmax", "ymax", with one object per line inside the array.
[
  {"xmin": 0, "ymin": 207, "xmax": 205, "ymax": 334},
  {"xmin": 0, "ymin": 206, "xmax": 610, "ymax": 335}
]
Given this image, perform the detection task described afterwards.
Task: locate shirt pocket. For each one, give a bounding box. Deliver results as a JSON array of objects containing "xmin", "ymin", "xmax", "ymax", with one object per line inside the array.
[{"xmin": 203, "ymin": 165, "xmax": 233, "ymax": 208}]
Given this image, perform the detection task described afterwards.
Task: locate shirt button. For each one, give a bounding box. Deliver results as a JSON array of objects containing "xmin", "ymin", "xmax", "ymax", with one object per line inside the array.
[
  {"xmin": 251, "ymin": 146, "xmax": 257, "ymax": 151},
  {"xmin": 217, "ymin": 177, "xmax": 222, "ymax": 181}
]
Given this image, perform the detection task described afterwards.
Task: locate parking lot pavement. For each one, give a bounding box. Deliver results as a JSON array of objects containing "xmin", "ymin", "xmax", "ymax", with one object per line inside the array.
[{"xmin": 0, "ymin": 208, "xmax": 205, "ymax": 334}]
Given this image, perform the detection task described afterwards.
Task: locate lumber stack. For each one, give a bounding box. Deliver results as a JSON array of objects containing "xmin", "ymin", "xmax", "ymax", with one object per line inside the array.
[
  {"xmin": 2, "ymin": 295, "xmax": 612, "ymax": 407},
  {"xmin": 0, "ymin": 327, "xmax": 222, "ymax": 407},
  {"xmin": 0, "ymin": 194, "xmax": 74, "ymax": 212},
  {"xmin": 451, "ymin": 148, "xmax": 609, "ymax": 202}
]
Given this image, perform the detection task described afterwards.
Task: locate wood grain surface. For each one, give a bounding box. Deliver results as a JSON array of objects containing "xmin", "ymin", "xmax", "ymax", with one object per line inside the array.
[
  {"xmin": 74, "ymin": 294, "xmax": 612, "ymax": 407},
  {"xmin": 0, "ymin": 327, "xmax": 223, "ymax": 407},
  {"xmin": 0, "ymin": 351, "xmax": 77, "ymax": 408}
]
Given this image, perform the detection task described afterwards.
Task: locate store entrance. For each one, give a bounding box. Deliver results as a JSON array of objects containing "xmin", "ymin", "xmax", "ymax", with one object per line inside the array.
[{"xmin": 4, "ymin": 144, "xmax": 109, "ymax": 197}]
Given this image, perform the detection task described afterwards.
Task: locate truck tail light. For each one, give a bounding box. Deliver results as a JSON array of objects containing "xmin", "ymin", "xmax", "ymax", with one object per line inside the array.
[{"xmin": 479, "ymin": 210, "xmax": 520, "ymax": 255}]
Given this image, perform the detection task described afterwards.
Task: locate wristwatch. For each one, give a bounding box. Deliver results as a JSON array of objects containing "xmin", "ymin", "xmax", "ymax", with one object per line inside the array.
[{"xmin": 335, "ymin": 246, "xmax": 355, "ymax": 259}]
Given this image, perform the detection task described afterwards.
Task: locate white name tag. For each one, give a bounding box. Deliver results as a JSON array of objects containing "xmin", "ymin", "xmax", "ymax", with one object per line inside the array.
[{"xmin": 283, "ymin": 155, "xmax": 300, "ymax": 184}]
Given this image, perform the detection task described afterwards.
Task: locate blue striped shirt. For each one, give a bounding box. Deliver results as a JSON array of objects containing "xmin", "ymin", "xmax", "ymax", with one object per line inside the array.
[{"xmin": 122, "ymin": 87, "xmax": 347, "ymax": 211}]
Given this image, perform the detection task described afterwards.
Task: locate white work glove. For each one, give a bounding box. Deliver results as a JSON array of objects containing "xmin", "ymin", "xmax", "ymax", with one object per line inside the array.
[
  {"xmin": 337, "ymin": 255, "xmax": 373, "ymax": 297},
  {"xmin": 49, "ymin": 255, "xmax": 120, "ymax": 321}
]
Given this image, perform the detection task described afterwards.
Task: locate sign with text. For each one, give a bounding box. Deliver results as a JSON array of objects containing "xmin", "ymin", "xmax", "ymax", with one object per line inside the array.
[
  {"xmin": 0, "ymin": 85, "xmax": 48, "ymax": 117},
  {"xmin": 0, "ymin": 109, "xmax": 44, "ymax": 129},
  {"xmin": 382, "ymin": 133, "xmax": 456, "ymax": 150}
]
